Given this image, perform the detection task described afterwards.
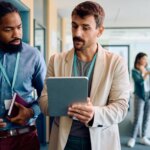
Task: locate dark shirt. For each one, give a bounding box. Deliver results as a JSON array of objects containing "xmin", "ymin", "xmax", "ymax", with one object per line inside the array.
[{"xmin": 70, "ymin": 56, "xmax": 94, "ymax": 137}]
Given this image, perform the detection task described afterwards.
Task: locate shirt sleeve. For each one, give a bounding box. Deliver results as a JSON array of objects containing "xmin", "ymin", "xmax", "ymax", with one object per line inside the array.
[{"xmin": 31, "ymin": 50, "xmax": 46, "ymax": 117}]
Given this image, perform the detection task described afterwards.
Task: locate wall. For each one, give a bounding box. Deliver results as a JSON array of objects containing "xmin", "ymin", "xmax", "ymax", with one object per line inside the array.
[
  {"xmin": 46, "ymin": 0, "xmax": 57, "ymax": 62},
  {"xmin": 61, "ymin": 18, "xmax": 67, "ymax": 51},
  {"xmin": 34, "ymin": 0, "xmax": 45, "ymax": 26},
  {"xmin": 100, "ymin": 40, "xmax": 150, "ymax": 71},
  {"xmin": 21, "ymin": 0, "xmax": 34, "ymax": 46}
]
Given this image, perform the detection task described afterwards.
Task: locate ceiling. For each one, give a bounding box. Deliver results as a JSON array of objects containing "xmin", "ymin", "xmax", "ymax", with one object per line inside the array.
[
  {"xmin": 55, "ymin": 0, "xmax": 150, "ymax": 27},
  {"xmin": 55, "ymin": 0, "xmax": 150, "ymax": 41}
]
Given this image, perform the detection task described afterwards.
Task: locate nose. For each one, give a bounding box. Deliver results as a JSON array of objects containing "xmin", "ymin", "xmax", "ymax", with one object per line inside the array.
[
  {"xmin": 12, "ymin": 28, "xmax": 21, "ymax": 38},
  {"xmin": 74, "ymin": 27, "xmax": 82, "ymax": 37}
]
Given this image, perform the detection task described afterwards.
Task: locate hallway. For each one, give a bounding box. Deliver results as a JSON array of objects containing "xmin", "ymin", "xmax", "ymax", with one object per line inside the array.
[{"xmin": 120, "ymin": 113, "xmax": 150, "ymax": 150}]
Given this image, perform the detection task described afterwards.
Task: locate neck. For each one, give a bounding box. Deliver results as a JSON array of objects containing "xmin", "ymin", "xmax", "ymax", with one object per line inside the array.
[{"xmin": 76, "ymin": 44, "xmax": 98, "ymax": 62}]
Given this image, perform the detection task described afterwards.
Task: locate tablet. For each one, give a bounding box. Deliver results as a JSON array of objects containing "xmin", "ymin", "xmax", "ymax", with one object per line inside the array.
[{"xmin": 46, "ymin": 77, "xmax": 88, "ymax": 116}]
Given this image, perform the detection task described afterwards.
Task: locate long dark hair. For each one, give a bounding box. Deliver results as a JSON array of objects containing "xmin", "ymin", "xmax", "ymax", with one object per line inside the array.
[
  {"xmin": 134, "ymin": 52, "xmax": 147, "ymax": 69},
  {"xmin": 0, "ymin": 1, "xmax": 19, "ymax": 22}
]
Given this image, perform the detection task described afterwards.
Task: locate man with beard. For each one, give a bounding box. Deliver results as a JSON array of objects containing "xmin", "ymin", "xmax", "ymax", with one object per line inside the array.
[
  {"xmin": 0, "ymin": 1, "xmax": 46, "ymax": 150},
  {"xmin": 39, "ymin": 1, "xmax": 130, "ymax": 150}
]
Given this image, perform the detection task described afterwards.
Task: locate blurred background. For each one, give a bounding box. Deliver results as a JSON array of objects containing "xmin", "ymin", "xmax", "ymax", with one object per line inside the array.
[{"xmin": 3, "ymin": 0, "xmax": 150, "ymax": 149}]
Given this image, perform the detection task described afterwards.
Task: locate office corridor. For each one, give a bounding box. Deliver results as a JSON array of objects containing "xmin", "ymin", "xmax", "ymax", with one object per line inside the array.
[{"xmin": 120, "ymin": 113, "xmax": 150, "ymax": 150}]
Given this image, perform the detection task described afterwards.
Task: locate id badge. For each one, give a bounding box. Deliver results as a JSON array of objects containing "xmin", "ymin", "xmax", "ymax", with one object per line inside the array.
[{"xmin": 4, "ymin": 99, "xmax": 12, "ymax": 110}]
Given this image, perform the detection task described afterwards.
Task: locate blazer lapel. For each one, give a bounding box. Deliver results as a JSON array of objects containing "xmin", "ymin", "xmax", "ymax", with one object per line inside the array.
[
  {"xmin": 90, "ymin": 45, "xmax": 105, "ymax": 101},
  {"xmin": 64, "ymin": 49, "xmax": 74, "ymax": 76}
]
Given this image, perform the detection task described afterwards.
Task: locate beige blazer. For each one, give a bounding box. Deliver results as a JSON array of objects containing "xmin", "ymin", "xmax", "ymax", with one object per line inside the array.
[{"xmin": 39, "ymin": 44, "xmax": 130, "ymax": 150}]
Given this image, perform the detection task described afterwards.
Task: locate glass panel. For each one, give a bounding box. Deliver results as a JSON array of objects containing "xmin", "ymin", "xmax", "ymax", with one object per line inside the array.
[{"xmin": 34, "ymin": 19, "xmax": 46, "ymax": 59}]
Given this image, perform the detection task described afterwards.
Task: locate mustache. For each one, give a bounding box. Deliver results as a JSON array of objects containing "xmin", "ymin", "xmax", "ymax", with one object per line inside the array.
[
  {"xmin": 73, "ymin": 37, "xmax": 85, "ymax": 43},
  {"xmin": 9, "ymin": 38, "xmax": 21, "ymax": 44}
]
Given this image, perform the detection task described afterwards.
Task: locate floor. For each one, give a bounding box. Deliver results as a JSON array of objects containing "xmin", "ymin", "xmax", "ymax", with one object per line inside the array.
[
  {"xmin": 40, "ymin": 113, "xmax": 150, "ymax": 150},
  {"xmin": 40, "ymin": 143, "xmax": 48, "ymax": 150},
  {"xmin": 120, "ymin": 113, "xmax": 150, "ymax": 150}
]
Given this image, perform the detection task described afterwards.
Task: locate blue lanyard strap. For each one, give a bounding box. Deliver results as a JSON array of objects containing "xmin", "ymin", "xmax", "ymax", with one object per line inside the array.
[
  {"xmin": 0, "ymin": 52, "xmax": 20, "ymax": 91},
  {"xmin": 73, "ymin": 52, "xmax": 97, "ymax": 79}
]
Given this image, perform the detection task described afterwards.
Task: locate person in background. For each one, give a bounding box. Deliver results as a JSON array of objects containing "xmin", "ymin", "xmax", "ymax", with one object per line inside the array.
[
  {"xmin": 127, "ymin": 52, "xmax": 150, "ymax": 148},
  {"xmin": 0, "ymin": 1, "xmax": 46, "ymax": 150},
  {"xmin": 39, "ymin": 1, "xmax": 130, "ymax": 150}
]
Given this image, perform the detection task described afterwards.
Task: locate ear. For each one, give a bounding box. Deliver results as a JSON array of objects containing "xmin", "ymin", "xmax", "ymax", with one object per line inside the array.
[{"xmin": 97, "ymin": 26, "xmax": 104, "ymax": 37}]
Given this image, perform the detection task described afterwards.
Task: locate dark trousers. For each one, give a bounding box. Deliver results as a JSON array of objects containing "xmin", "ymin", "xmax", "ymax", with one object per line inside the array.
[
  {"xmin": 64, "ymin": 135, "xmax": 91, "ymax": 150},
  {"xmin": 0, "ymin": 130, "xmax": 40, "ymax": 150}
]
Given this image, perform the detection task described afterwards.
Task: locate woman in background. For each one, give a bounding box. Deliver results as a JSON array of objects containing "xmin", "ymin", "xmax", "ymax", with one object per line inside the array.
[{"xmin": 127, "ymin": 52, "xmax": 150, "ymax": 148}]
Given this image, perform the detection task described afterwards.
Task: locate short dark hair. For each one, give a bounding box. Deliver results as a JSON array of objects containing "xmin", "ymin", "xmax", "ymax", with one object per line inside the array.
[
  {"xmin": 72, "ymin": 1, "xmax": 105, "ymax": 28},
  {"xmin": 134, "ymin": 52, "xmax": 147, "ymax": 69},
  {"xmin": 0, "ymin": 1, "xmax": 19, "ymax": 21}
]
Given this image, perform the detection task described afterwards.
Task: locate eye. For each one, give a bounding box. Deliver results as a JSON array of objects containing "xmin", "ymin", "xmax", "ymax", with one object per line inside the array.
[
  {"xmin": 72, "ymin": 23, "xmax": 78, "ymax": 29},
  {"xmin": 83, "ymin": 27, "xmax": 89, "ymax": 30},
  {"xmin": 4, "ymin": 28, "xmax": 12, "ymax": 32},
  {"xmin": 82, "ymin": 26, "xmax": 91, "ymax": 31},
  {"xmin": 18, "ymin": 25, "xmax": 22, "ymax": 30}
]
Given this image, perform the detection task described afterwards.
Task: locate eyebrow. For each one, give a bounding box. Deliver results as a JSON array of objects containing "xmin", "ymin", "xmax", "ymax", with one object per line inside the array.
[
  {"xmin": 82, "ymin": 24, "xmax": 90, "ymax": 27},
  {"xmin": 72, "ymin": 21, "xmax": 77, "ymax": 25},
  {"xmin": 4, "ymin": 23, "xmax": 22, "ymax": 28},
  {"xmin": 72, "ymin": 22, "xmax": 90, "ymax": 27}
]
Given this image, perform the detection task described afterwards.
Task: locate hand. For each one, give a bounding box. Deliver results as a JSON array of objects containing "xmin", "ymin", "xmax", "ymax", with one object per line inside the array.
[
  {"xmin": 0, "ymin": 118, "xmax": 7, "ymax": 128},
  {"xmin": 138, "ymin": 65, "xmax": 146, "ymax": 74},
  {"xmin": 147, "ymin": 71, "xmax": 150, "ymax": 75},
  {"xmin": 142, "ymin": 71, "xmax": 150, "ymax": 79},
  {"xmin": 68, "ymin": 97, "xmax": 94, "ymax": 124},
  {"xmin": 7, "ymin": 102, "xmax": 34, "ymax": 126}
]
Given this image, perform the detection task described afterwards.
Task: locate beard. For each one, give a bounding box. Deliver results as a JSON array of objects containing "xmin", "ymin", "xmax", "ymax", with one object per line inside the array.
[
  {"xmin": 73, "ymin": 36, "xmax": 85, "ymax": 51},
  {"xmin": 0, "ymin": 39, "xmax": 22, "ymax": 54}
]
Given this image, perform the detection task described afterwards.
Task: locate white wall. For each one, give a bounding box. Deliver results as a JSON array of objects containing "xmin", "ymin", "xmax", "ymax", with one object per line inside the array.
[{"xmin": 100, "ymin": 30, "xmax": 150, "ymax": 138}]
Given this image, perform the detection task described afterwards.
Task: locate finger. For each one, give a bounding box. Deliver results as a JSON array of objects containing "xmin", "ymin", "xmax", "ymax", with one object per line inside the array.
[
  {"xmin": 0, "ymin": 118, "xmax": 4, "ymax": 122},
  {"xmin": 71, "ymin": 100, "xmax": 92, "ymax": 109},
  {"xmin": 69, "ymin": 108, "xmax": 91, "ymax": 118},
  {"xmin": 0, "ymin": 122, "xmax": 7, "ymax": 128},
  {"xmin": 68, "ymin": 109, "xmax": 92, "ymax": 124},
  {"xmin": 68, "ymin": 109, "xmax": 91, "ymax": 120},
  {"xmin": 14, "ymin": 102, "xmax": 24, "ymax": 108},
  {"xmin": 8, "ymin": 117, "xmax": 26, "ymax": 125},
  {"xmin": 16, "ymin": 119, "xmax": 27, "ymax": 125},
  {"xmin": 78, "ymin": 118, "xmax": 89, "ymax": 124},
  {"xmin": 70, "ymin": 105, "xmax": 92, "ymax": 114},
  {"xmin": 87, "ymin": 97, "xmax": 91, "ymax": 104},
  {"xmin": 0, "ymin": 119, "xmax": 7, "ymax": 128},
  {"xmin": 69, "ymin": 112, "xmax": 89, "ymax": 123},
  {"xmin": 7, "ymin": 115, "xmax": 20, "ymax": 122},
  {"xmin": 71, "ymin": 99, "xmax": 90, "ymax": 108}
]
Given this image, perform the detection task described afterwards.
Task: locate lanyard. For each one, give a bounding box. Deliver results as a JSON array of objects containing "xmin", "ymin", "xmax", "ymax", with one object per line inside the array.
[
  {"xmin": 73, "ymin": 52, "xmax": 97, "ymax": 79},
  {"xmin": 0, "ymin": 52, "xmax": 20, "ymax": 92}
]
